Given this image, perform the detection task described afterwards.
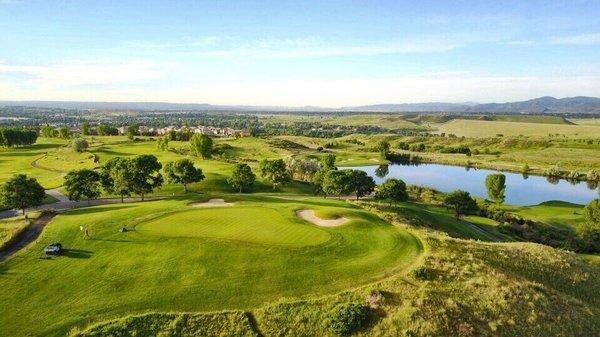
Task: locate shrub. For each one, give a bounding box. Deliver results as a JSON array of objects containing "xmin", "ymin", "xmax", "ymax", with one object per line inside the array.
[
  {"xmin": 328, "ymin": 303, "xmax": 370, "ymax": 336},
  {"xmin": 412, "ymin": 266, "xmax": 430, "ymax": 280},
  {"xmin": 71, "ymin": 138, "xmax": 89, "ymax": 152}
]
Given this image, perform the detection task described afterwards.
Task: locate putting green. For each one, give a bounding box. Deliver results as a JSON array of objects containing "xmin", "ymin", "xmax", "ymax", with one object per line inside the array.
[
  {"xmin": 138, "ymin": 206, "xmax": 331, "ymax": 247},
  {"xmin": 0, "ymin": 196, "xmax": 422, "ymax": 337}
]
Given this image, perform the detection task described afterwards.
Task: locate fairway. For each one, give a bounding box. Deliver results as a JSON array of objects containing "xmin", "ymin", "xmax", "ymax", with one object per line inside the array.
[{"xmin": 0, "ymin": 196, "xmax": 422, "ymax": 337}]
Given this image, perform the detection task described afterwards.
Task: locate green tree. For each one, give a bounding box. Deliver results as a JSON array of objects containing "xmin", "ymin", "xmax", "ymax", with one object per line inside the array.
[
  {"xmin": 156, "ymin": 136, "xmax": 169, "ymax": 151},
  {"xmin": 585, "ymin": 199, "xmax": 600, "ymax": 224},
  {"xmin": 71, "ymin": 138, "xmax": 89, "ymax": 152},
  {"xmin": 164, "ymin": 159, "xmax": 205, "ymax": 192},
  {"xmin": 40, "ymin": 125, "xmax": 57, "ymax": 138},
  {"xmin": 129, "ymin": 155, "xmax": 163, "ymax": 201},
  {"xmin": 81, "ymin": 122, "xmax": 90, "ymax": 136},
  {"xmin": 320, "ymin": 153, "xmax": 337, "ymax": 169},
  {"xmin": 346, "ymin": 169, "xmax": 375, "ymax": 200},
  {"xmin": 375, "ymin": 178, "xmax": 408, "ymax": 205},
  {"xmin": 64, "ymin": 169, "xmax": 101, "ymax": 203},
  {"xmin": 443, "ymin": 190, "xmax": 477, "ymax": 219},
  {"xmin": 485, "ymin": 173, "xmax": 506, "ymax": 204},
  {"xmin": 58, "ymin": 126, "xmax": 71, "ymax": 139},
  {"xmin": 100, "ymin": 157, "xmax": 133, "ymax": 203},
  {"xmin": 228, "ymin": 163, "xmax": 256, "ymax": 192},
  {"xmin": 376, "ymin": 140, "xmax": 391, "ymax": 159},
  {"xmin": 259, "ymin": 159, "xmax": 291, "ymax": 190},
  {"xmin": 190, "ymin": 133, "xmax": 213, "ymax": 159},
  {"xmin": 0, "ymin": 174, "xmax": 45, "ymax": 217},
  {"xmin": 126, "ymin": 125, "xmax": 138, "ymax": 140},
  {"xmin": 322, "ymin": 170, "xmax": 353, "ymax": 198}
]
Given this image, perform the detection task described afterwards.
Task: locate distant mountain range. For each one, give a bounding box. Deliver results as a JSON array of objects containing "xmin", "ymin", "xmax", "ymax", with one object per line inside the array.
[{"xmin": 1, "ymin": 96, "xmax": 600, "ymax": 113}]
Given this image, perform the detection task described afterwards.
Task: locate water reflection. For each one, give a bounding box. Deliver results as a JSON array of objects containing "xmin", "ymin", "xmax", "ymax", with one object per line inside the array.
[{"xmin": 344, "ymin": 163, "xmax": 598, "ymax": 206}]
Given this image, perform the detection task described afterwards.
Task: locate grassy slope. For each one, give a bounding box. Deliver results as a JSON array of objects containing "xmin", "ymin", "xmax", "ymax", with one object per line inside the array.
[
  {"xmin": 438, "ymin": 119, "xmax": 600, "ymax": 138},
  {"xmin": 72, "ymin": 227, "xmax": 600, "ymax": 337},
  {"xmin": 501, "ymin": 201, "xmax": 587, "ymax": 231},
  {"xmin": 0, "ymin": 195, "xmax": 422, "ymax": 337}
]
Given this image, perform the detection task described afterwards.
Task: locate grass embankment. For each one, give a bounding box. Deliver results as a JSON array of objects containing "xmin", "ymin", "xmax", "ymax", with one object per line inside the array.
[
  {"xmin": 0, "ymin": 195, "xmax": 422, "ymax": 337},
  {"xmin": 72, "ymin": 208, "xmax": 600, "ymax": 337}
]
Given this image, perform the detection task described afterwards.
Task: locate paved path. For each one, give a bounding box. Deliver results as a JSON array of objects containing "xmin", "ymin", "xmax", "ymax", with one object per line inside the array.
[{"xmin": 0, "ymin": 213, "xmax": 56, "ymax": 261}]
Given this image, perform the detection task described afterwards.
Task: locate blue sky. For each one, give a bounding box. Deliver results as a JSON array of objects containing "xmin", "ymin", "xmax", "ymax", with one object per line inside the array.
[{"xmin": 1, "ymin": 0, "xmax": 600, "ymax": 106}]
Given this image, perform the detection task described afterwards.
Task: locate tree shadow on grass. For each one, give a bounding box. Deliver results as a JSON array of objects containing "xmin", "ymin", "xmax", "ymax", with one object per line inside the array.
[
  {"xmin": 63, "ymin": 205, "xmax": 136, "ymax": 216},
  {"xmin": 61, "ymin": 249, "xmax": 93, "ymax": 259}
]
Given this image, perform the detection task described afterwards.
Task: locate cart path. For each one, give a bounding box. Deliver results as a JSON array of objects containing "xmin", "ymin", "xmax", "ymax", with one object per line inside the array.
[{"xmin": 0, "ymin": 213, "xmax": 56, "ymax": 261}]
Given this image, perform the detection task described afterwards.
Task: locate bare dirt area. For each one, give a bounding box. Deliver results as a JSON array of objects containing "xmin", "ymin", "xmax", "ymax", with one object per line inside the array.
[{"xmin": 296, "ymin": 209, "xmax": 348, "ymax": 227}]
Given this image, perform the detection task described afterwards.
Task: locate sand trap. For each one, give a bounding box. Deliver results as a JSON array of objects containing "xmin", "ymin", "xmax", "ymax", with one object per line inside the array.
[
  {"xmin": 296, "ymin": 209, "xmax": 348, "ymax": 227},
  {"xmin": 190, "ymin": 199, "xmax": 234, "ymax": 208}
]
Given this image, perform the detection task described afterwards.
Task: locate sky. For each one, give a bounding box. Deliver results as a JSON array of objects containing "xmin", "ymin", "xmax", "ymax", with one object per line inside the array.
[{"xmin": 1, "ymin": 0, "xmax": 600, "ymax": 106}]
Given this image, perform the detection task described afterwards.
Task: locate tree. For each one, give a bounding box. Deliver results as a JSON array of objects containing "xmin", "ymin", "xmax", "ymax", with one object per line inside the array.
[
  {"xmin": 259, "ymin": 159, "xmax": 291, "ymax": 189},
  {"xmin": 58, "ymin": 126, "xmax": 71, "ymax": 139},
  {"xmin": 126, "ymin": 125, "xmax": 138, "ymax": 140},
  {"xmin": 0, "ymin": 128, "xmax": 38, "ymax": 147},
  {"xmin": 485, "ymin": 173, "xmax": 506, "ymax": 204},
  {"xmin": 0, "ymin": 174, "xmax": 45, "ymax": 217},
  {"xmin": 443, "ymin": 190, "xmax": 477, "ymax": 219},
  {"xmin": 375, "ymin": 178, "xmax": 408, "ymax": 205},
  {"xmin": 156, "ymin": 136, "xmax": 169, "ymax": 151},
  {"xmin": 228, "ymin": 163, "xmax": 256, "ymax": 192},
  {"xmin": 164, "ymin": 159, "xmax": 205, "ymax": 192},
  {"xmin": 346, "ymin": 170, "xmax": 375, "ymax": 200},
  {"xmin": 585, "ymin": 199, "xmax": 600, "ymax": 224},
  {"xmin": 81, "ymin": 122, "xmax": 90, "ymax": 136},
  {"xmin": 40, "ymin": 126, "xmax": 57, "ymax": 138},
  {"xmin": 285, "ymin": 156, "xmax": 318, "ymax": 182},
  {"xmin": 64, "ymin": 169, "xmax": 101, "ymax": 203},
  {"xmin": 129, "ymin": 155, "xmax": 163, "ymax": 201},
  {"xmin": 100, "ymin": 157, "xmax": 133, "ymax": 203},
  {"xmin": 322, "ymin": 170, "xmax": 353, "ymax": 198},
  {"xmin": 71, "ymin": 138, "xmax": 89, "ymax": 152},
  {"xmin": 190, "ymin": 133, "xmax": 213, "ymax": 158},
  {"xmin": 376, "ymin": 140, "xmax": 391, "ymax": 159},
  {"xmin": 97, "ymin": 124, "xmax": 118, "ymax": 136},
  {"xmin": 320, "ymin": 153, "xmax": 337, "ymax": 169}
]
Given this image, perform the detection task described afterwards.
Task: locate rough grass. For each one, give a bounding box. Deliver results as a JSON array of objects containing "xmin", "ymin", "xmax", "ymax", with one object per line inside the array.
[
  {"xmin": 438, "ymin": 119, "xmax": 600, "ymax": 138},
  {"xmin": 0, "ymin": 195, "xmax": 422, "ymax": 337}
]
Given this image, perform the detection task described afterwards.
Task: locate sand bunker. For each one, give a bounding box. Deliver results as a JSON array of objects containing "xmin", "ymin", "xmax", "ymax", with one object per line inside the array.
[
  {"xmin": 296, "ymin": 209, "xmax": 348, "ymax": 227},
  {"xmin": 191, "ymin": 199, "xmax": 234, "ymax": 208}
]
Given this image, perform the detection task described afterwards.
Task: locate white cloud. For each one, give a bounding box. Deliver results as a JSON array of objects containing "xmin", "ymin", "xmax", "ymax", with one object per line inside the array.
[
  {"xmin": 551, "ymin": 33, "xmax": 600, "ymax": 45},
  {"xmin": 0, "ymin": 60, "xmax": 169, "ymax": 86},
  {"xmin": 192, "ymin": 39, "xmax": 459, "ymax": 58},
  {"xmin": 3, "ymin": 73, "xmax": 599, "ymax": 107}
]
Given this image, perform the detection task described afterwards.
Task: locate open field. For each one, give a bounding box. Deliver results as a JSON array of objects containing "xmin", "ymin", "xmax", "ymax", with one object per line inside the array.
[
  {"xmin": 0, "ymin": 195, "xmax": 422, "ymax": 337},
  {"xmin": 436, "ymin": 119, "xmax": 600, "ymax": 138}
]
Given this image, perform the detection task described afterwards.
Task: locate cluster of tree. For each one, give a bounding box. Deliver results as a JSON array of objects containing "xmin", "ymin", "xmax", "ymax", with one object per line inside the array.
[
  {"xmin": 443, "ymin": 190, "xmax": 478, "ymax": 218},
  {"xmin": 374, "ymin": 178, "xmax": 408, "ymax": 205},
  {"xmin": 63, "ymin": 157, "xmax": 206, "ymax": 203},
  {"xmin": 227, "ymin": 163, "xmax": 256, "ymax": 192},
  {"xmin": 97, "ymin": 124, "xmax": 119, "ymax": 136},
  {"xmin": 167, "ymin": 129, "xmax": 194, "ymax": 141},
  {"xmin": 0, "ymin": 128, "xmax": 38, "ymax": 147},
  {"xmin": 259, "ymin": 159, "xmax": 290, "ymax": 189},
  {"xmin": 190, "ymin": 134, "xmax": 213, "ymax": 158},
  {"xmin": 40, "ymin": 125, "xmax": 72, "ymax": 139},
  {"xmin": 321, "ymin": 169, "xmax": 375, "ymax": 200},
  {"xmin": 285, "ymin": 156, "xmax": 319, "ymax": 182}
]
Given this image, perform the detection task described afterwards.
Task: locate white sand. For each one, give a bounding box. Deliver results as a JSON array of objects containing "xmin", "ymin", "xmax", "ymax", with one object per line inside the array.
[
  {"xmin": 190, "ymin": 199, "xmax": 234, "ymax": 208},
  {"xmin": 296, "ymin": 209, "xmax": 348, "ymax": 227}
]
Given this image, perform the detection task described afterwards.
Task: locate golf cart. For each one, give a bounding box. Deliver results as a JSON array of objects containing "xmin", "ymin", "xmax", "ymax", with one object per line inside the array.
[{"xmin": 44, "ymin": 243, "xmax": 62, "ymax": 255}]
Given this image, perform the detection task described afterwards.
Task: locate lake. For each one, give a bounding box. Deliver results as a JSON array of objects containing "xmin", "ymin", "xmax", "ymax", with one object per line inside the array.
[{"xmin": 344, "ymin": 163, "xmax": 599, "ymax": 206}]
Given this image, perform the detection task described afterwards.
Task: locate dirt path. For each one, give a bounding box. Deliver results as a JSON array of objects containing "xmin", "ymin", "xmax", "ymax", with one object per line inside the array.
[
  {"xmin": 0, "ymin": 213, "xmax": 56, "ymax": 261},
  {"xmin": 296, "ymin": 209, "xmax": 348, "ymax": 227}
]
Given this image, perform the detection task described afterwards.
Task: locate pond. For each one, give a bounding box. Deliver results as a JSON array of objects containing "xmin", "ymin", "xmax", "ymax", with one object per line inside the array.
[{"xmin": 344, "ymin": 163, "xmax": 599, "ymax": 206}]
